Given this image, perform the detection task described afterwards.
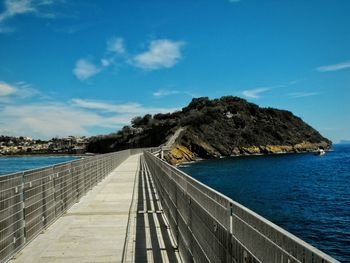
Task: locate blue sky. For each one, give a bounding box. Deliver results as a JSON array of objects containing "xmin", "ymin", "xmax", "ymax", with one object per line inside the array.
[{"xmin": 0, "ymin": 0, "xmax": 349, "ymax": 142}]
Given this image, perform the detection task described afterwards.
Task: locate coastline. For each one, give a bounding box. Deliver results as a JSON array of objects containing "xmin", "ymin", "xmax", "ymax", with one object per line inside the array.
[
  {"xmin": 177, "ymin": 150, "xmax": 324, "ymax": 166},
  {"xmin": 166, "ymin": 141, "xmax": 331, "ymax": 165}
]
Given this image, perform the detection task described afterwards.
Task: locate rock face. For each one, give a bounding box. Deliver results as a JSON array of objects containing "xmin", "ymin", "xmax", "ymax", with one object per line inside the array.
[
  {"xmin": 166, "ymin": 144, "xmax": 196, "ymax": 165},
  {"xmin": 87, "ymin": 96, "xmax": 331, "ymax": 165}
]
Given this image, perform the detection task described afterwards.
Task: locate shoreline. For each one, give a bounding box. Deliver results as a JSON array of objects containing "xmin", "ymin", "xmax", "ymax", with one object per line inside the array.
[
  {"xmin": 176, "ymin": 148, "xmax": 331, "ymax": 166},
  {"xmin": 166, "ymin": 141, "xmax": 332, "ymax": 165}
]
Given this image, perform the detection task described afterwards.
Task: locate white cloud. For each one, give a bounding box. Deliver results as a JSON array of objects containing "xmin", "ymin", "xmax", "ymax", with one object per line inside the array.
[
  {"xmin": 73, "ymin": 59, "xmax": 101, "ymax": 80},
  {"xmin": 241, "ymin": 81, "xmax": 299, "ymax": 99},
  {"xmin": 288, "ymin": 92, "xmax": 319, "ymax": 98},
  {"xmin": 71, "ymin": 99, "xmax": 139, "ymax": 113},
  {"xmin": 133, "ymin": 39, "xmax": 185, "ymax": 70},
  {"xmin": 0, "ymin": 82, "xmax": 17, "ymax": 96},
  {"xmin": 97, "ymin": 37, "xmax": 125, "ymax": 69},
  {"xmin": 153, "ymin": 89, "xmax": 180, "ymax": 97},
  {"xmin": 242, "ymin": 87, "xmax": 271, "ymax": 99},
  {"xmin": 0, "ymin": 103, "xmax": 127, "ymax": 138},
  {"xmin": 0, "ymin": 0, "xmax": 35, "ymax": 23},
  {"xmin": 73, "ymin": 38, "xmax": 186, "ymax": 77},
  {"xmin": 0, "ymin": 81, "xmax": 40, "ymax": 100},
  {"xmin": 71, "ymin": 98, "xmax": 177, "ymax": 114},
  {"xmin": 0, "ymin": 96, "xmax": 179, "ymax": 139},
  {"xmin": 0, "ymin": 80, "xmax": 181, "ymax": 138},
  {"xmin": 107, "ymin": 37, "xmax": 125, "ymax": 55},
  {"xmin": 14, "ymin": 81, "xmax": 40, "ymax": 98},
  {"xmin": 0, "ymin": 0, "xmax": 56, "ymax": 32},
  {"xmin": 317, "ymin": 61, "xmax": 350, "ymax": 72},
  {"xmin": 101, "ymin": 58, "xmax": 112, "ymax": 67}
]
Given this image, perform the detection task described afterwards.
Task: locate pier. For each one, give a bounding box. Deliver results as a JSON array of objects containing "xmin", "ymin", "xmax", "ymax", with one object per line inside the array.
[{"xmin": 0, "ymin": 149, "xmax": 340, "ymax": 263}]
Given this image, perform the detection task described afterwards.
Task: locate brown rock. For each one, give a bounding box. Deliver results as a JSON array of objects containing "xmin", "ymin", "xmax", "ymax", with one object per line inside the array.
[
  {"xmin": 241, "ymin": 146, "xmax": 261, "ymax": 155},
  {"xmin": 231, "ymin": 147, "xmax": 241, "ymax": 156},
  {"xmin": 165, "ymin": 144, "xmax": 195, "ymax": 165}
]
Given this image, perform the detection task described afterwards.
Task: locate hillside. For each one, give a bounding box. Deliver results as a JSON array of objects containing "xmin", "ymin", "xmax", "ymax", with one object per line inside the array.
[{"xmin": 87, "ymin": 96, "xmax": 331, "ymax": 164}]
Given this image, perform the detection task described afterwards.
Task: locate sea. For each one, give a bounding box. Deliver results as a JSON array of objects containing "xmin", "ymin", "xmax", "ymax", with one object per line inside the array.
[
  {"xmin": 0, "ymin": 155, "xmax": 80, "ymax": 176},
  {"xmin": 179, "ymin": 144, "xmax": 350, "ymax": 262}
]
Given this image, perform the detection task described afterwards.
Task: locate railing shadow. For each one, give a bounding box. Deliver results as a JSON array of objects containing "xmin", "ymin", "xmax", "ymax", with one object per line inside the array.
[{"xmin": 135, "ymin": 160, "xmax": 180, "ymax": 263}]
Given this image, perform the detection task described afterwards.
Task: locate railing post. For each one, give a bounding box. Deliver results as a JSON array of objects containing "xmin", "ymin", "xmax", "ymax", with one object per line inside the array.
[
  {"xmin": 175, "ymin": 180, "xmax": 179, "ymax": 247},
  {"xmin": 69, "ymin": 162, "xmax": 75, "ymax": 203},
  {"xmin": 41, "ymin": 170, "xmax": 47, "ymax": 227},
  {"xmin": 227, "ymin": 203, "xmax": 233, "ymax": 263},
  {"xmin": 188, "ymin": 196, "xmax": 194, "ymax": 263},
  {"xmin": 20, "ymin": 172, "xmax": 26, "ymax": 244}
]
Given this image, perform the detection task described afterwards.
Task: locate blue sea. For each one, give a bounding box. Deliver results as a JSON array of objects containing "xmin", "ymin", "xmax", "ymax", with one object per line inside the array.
[
  {"xmin": 179, "ymin": 144, "xmax": 350, "ymax": 262},
  {"xmin": 0, "ymin": 156, "xmax": 80, "ymax": 176}
]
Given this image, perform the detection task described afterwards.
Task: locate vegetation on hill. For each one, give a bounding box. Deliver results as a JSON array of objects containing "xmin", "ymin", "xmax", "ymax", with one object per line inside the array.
[{"xmin": 87, "ymin": 96, "xmax": 331, "ymax": 164}]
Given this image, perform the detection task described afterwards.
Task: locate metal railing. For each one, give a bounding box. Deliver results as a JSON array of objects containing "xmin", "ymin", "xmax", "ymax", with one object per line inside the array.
[
  {"xmin": 0, "ymin": 149, "xmax": 143, "ymax": 263},
  {"xmin": 143, "ymin": 150, "xmax": 340, "ymax": 263}
]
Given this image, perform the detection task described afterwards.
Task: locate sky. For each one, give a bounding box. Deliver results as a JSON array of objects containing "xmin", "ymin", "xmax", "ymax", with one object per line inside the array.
[{"xmin": 0, "ymin": 0, "xmax": 349, "ymax": 142}]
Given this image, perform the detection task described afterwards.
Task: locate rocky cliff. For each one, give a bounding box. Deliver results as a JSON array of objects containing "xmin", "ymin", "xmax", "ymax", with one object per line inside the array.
[{"xmin": 87, "ymin": 96, "xmax": 331, "ymax": 165}]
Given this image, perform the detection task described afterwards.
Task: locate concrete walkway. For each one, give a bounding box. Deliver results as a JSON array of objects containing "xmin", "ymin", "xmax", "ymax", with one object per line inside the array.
[{"xmin": 10, "ymin": 154, "xmax": 141, "ymax": 263}]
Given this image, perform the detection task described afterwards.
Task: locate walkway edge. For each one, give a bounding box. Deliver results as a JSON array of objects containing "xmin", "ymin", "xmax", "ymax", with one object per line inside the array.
[{"xmin": 121, "ymin": 156, "xmax": 140, "ymax": 262}]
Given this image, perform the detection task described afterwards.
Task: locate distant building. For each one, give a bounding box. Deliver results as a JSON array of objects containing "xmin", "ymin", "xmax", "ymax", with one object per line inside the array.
[{"xmin": 0, "ymin": 135, "xmax": 89, "ymax": 155}]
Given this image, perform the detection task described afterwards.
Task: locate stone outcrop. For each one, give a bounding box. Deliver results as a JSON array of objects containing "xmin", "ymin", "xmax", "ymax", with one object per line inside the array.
[
  {"xmin": 165, "ymin": 141, "xmax": 330, "ymax": 165},
  {"xmin": 165, "ymin": 144, "xmax": 195, "ymax": 165}
]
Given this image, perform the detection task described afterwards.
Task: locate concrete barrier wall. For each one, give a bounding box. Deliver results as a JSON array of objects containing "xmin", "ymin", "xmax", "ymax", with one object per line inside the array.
[
  {"xmin": 0, "ymin": 149, "xmax": 142, "ymax": 263},
  {"xmin": 143, "ymin": 150, "xmax": 339, "ymax": 263}
]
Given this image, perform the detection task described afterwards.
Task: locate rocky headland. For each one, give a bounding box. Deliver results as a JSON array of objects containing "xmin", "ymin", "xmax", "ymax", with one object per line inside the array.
[{"xmin": 87, "ymin": 96, "xmax": 331, "ymax": 165}]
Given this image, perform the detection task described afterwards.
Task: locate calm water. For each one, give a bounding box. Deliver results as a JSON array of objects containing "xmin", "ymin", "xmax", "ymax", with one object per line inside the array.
[
  {"xmin": 0, "ymin": 156, "xmax": 80, "ymax": 176},
  {"xmin": 179, "ymin": 144, "xmax": 350, "ymax": 262}
]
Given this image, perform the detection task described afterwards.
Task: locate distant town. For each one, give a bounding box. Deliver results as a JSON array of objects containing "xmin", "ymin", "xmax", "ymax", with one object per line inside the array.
[{"xmin": 0, "ymin": 135, "xmax": 89, "ymax": 155}]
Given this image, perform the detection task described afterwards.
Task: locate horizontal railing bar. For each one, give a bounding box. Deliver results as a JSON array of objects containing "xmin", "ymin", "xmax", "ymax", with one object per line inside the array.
[
  {"xmin": 231, "ymin": 212, "xmax": 299, "ymax": 261},
  {"xmin": 0, "ymin": 218, "xmax": 24, "ymax": 239},
  {"xmin": 0, "ymin": 233, "xmax": 25, "ymax": 254},
  {"xmin": 0, "ymin": 194, "xmax": 22, "ymax": 206},
  {"xmin": 0, "ymin": 210, "xmax": 23, "ymax": 225}
]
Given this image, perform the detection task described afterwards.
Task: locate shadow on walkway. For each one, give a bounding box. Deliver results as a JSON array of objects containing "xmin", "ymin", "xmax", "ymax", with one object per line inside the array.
[{"xmin": 134, "ymin": 158, "xmax": 181, "ymax": 263}]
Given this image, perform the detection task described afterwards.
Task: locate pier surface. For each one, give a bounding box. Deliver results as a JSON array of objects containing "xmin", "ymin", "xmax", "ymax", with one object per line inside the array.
[
  {"xmin": 9, "ymin": 154, "xmax": 179, "ymax": 263},
  {"xmin": 10, "ymin": 154, "xmax": 139, "ymax": 263},
  {"xmin": 10, "ymin": 155, "xmax": 139, "ymax": 263}
]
